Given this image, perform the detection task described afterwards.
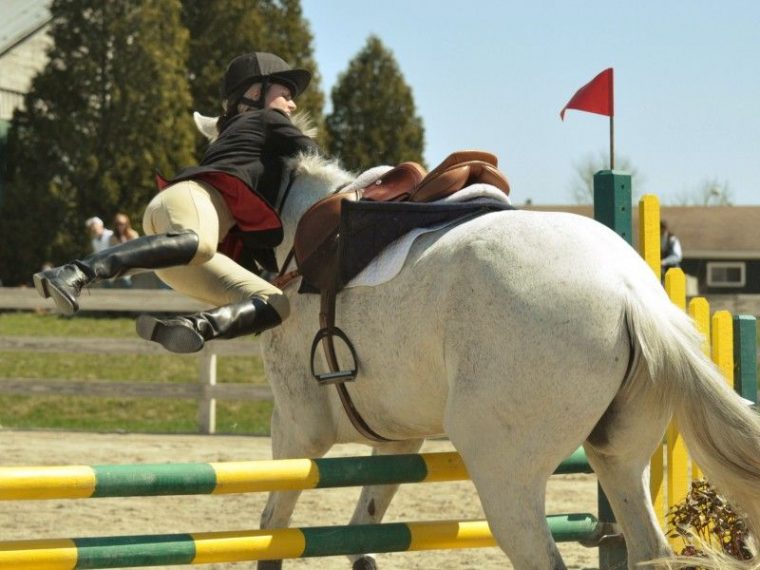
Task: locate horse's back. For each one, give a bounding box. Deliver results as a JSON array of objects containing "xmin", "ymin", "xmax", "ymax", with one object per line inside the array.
[{"xmin": 318, "ymin": 209, "xmax": 643, "ymax": 439}]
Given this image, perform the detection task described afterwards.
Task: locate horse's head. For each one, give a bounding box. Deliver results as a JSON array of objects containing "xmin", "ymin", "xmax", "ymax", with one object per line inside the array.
[{"xmin": 192, "ymin": 110, "xmax": 319, "ymax": 143}]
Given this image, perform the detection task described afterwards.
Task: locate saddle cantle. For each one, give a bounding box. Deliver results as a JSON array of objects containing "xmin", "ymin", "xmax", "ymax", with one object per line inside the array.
[
  {"xmin": 411, "ymin": 150, "xmax": 509, "ymax": 202},
  {"xmin": 293, "ymin": 150, "xmax": 510, "ymax": 292}
]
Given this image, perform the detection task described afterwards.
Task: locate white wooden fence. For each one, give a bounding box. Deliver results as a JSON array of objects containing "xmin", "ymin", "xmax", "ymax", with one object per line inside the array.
[{"xmin": 0, "ymin": 287, "xmax": 273, "ymax": 434}]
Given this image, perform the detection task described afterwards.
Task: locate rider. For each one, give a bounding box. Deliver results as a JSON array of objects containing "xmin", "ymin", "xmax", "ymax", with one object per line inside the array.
[{"xmin": 33, "ymin": 52, "xmax": 319, "ymax": 353}]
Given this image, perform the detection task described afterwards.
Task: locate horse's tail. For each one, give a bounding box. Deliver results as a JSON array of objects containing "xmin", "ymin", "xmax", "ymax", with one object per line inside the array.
[{"xmin": 624, "ymin": 284, "xmax": 760, "ymax": 540}]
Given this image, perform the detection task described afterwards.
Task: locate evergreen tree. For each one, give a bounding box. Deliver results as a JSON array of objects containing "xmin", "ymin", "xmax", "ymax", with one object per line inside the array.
[
  {"xmin": 325, "ymin": 35, "xmax": 424, "ymax": 171},
  {"xmin": 0, "ymin": 0, "xmax": 195, "ymax": 285},
  {"xmin": 182, "ymin": 0, "xmax": 324, "ymax": 145}
]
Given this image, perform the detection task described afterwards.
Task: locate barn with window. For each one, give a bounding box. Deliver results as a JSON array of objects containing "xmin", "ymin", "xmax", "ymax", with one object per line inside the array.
[{"xmin": 0, "ymin": 0, "xmax": 52, "ymax": 203}]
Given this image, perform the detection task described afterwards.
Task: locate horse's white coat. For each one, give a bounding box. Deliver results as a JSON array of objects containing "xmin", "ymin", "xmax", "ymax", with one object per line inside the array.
[{"xmin": 252, "ymin": 155, "xmax": 760, "ymax": 570}]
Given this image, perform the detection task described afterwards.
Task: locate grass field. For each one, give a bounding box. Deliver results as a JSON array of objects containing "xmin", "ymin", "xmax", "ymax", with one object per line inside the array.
[{"xmin": 0, "ymin": 312, "xmax": 273, "ymax": 434}]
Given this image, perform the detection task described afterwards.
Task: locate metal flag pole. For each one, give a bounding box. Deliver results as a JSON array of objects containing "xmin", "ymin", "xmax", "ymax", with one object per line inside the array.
[{"xmin": 609, "ymin": 115, "xmax": 615, "ymax": 170}]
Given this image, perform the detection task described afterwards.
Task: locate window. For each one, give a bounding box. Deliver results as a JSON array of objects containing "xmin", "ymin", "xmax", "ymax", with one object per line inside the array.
[{"xmin": 706, "ymin": 262, "xmax": 746, "ymax": 288}]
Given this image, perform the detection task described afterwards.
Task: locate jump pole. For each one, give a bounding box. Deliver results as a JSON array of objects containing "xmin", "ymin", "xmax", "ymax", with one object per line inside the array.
[
  {"xmin": 0, "ymin": 515, "xmax": 603, "ymax": 569},
  {"xmin": 0, "ymin": 448, "xmax": 591, "ymax": 501}
]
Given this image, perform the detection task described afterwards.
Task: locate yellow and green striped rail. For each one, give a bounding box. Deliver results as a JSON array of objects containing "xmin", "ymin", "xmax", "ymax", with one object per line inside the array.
[
  {"xmin": 0, "ymin": 448, "xmax": 590, "ymax": 501},
  {"xmin": 0, "ymin": 449, "xmax": 594, "ymax": 568},
  {"xmin": 0, "ymin": 515, "xmax": 602, "ymax": 569}
]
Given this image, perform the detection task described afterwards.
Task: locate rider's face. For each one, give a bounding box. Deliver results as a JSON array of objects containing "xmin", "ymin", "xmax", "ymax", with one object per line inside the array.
[{"xmin": 265, "ymin": 83, "xmax": 297, "ymax": 115}]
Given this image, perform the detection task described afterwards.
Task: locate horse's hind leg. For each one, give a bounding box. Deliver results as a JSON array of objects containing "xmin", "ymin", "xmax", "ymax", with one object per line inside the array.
[
  {"xmin": 445, "ymin": 407, "xmax": 568, "ymax": 568},
  {"xmin": 347, "ymin": 439, "xmax": 425, "ymax": 570},
  {"xmin": 584, "ymin": 367, "xmax": 673, "ymax": 569},
  {"xmin": 450, "ymin": 440, "xmax": 565, "ymax": 568}
]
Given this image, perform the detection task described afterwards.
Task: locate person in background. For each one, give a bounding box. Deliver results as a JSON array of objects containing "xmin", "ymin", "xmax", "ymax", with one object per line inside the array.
[
  {"xmin": 33, "ymin": 51, "xmax": 318, "ymax": 353},
  {"xmin": 85, "ymin": 217, "xmax": 113, "ymax": 253},
  {"xmin": 660, "ymin": 220, "xmax": 683, "ymax": 274},
  {"xmin": 109, "ymin": 213, "xmax": 140, "ymax": 246}
]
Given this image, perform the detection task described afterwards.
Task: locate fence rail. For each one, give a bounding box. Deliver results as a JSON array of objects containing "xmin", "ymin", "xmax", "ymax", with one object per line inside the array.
[{"xmin": 0, "ymin": 287, "xmax": 272, "ymax": 433}]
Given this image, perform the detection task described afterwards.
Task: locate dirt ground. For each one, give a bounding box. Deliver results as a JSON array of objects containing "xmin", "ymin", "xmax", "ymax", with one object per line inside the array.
[{"xmin": 1, "ymin": 430, "xmax": 600, "ymax": 569}]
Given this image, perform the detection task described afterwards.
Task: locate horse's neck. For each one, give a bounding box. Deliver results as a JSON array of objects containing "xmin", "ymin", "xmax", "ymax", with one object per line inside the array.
[{"xmin": 275, "ymin": 154, "xmax": 354, "ymax": 269}]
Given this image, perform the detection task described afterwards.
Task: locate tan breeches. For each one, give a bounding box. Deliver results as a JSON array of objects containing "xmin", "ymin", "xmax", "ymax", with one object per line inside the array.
[{"xmin": 142, "ymin": 180, "xmax": 289, "ymax": 319}]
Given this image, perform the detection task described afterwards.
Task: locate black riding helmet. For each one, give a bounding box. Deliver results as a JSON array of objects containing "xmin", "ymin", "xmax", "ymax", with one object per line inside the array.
[{"xmin": 221, "ymin": 52, "xmax": 311, "ymax": 110}]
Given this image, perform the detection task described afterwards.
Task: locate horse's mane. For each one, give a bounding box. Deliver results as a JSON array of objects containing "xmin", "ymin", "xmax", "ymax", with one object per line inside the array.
[{"xmin": 292, "ymin": 152, "xmax": 354, "ymax": 189}]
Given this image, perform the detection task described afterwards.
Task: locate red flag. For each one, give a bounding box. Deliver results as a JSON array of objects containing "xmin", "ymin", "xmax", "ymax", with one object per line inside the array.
[{"xmin": 560, "ymin": 68, "xmax": 614, "ymax": 120}]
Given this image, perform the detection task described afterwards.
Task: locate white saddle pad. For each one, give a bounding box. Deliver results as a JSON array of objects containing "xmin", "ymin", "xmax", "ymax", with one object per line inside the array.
[{"xmin": 345, "ymin": 184, "xmax": 511, "ymax": 289}]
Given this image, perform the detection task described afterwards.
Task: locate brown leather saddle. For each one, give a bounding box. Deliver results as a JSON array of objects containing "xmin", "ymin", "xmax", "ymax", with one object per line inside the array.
[
  {"xmin": 293, "ymin": 150, "xmax": 509, "ymax": 292},
  {"xmin": 276, "ymin": 150, "xmax": 510, "ymax": 442}
]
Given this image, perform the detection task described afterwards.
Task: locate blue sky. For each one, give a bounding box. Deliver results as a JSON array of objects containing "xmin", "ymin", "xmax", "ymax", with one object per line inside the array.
[{"xmin": 301, "ymin": 0, "xmax": 759, "ymax": 205}]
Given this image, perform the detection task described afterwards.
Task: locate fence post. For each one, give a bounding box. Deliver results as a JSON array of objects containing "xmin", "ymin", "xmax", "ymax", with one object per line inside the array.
[
  {"xmin": 733, "ymin": 315, "xmax": 758, "ymax": 404},
  {"xmin": 638, "ymin": 194, "xmax": 668, "ymax": 527},
  {"xmin": 198, "ymin": 346, "xmax": 217, "ymax": 434},
  {"xmin": 593, "ymin": 169, "xmax": 631, "ymax": 569}
]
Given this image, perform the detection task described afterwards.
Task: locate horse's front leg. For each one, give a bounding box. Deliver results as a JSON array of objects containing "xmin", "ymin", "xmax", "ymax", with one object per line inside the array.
[
  {"xmin": 348, "ymin": 439, "xmax": 425, "ymax": 570},
  {"xmin": 257, "ymin": 404, "xmax": 334, "ymax": 570}
]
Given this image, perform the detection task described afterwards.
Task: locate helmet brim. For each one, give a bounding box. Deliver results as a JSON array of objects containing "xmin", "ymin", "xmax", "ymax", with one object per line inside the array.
[{"xmin": 268, "ymin": 69, "xmax": 311, "ymax": 98}]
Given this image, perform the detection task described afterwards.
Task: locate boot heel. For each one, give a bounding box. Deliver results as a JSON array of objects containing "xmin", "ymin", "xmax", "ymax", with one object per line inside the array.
[
  {"xmin": 33, "ymin": 273, "xmax": 51, "ymax": 298},
  {"xmin": 136, "ymin": 315, "xmax": 205, "ymax": 354},
  {"xmin": 47, "ymin": 283, "xmax": 79, "ymax": 316}
]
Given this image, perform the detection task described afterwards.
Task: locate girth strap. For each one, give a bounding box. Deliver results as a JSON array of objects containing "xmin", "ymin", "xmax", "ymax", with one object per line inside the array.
[
  {"xmin": 275, "ymin": 246, "xmax": 395, "ymax": 443},
  {"xmin": 315, "ymin": 283, "xmax": 395, "ymax": 443}
]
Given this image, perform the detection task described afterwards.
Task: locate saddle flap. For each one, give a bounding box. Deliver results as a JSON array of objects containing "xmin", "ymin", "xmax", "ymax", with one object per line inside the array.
[
  {"xmin": 294, "ymin": 190, "xmax": 359, "ymax": 269},
  {"xmin": 361, "ymin": 162, "xmax": 427, "ymax": 202},
  {"xmin": 410, "ymin": 160, "xmax": 510, "ymax": 203}
]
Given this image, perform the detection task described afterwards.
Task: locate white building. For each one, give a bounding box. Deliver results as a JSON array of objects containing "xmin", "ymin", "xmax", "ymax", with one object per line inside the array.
[{"xmin": 0, "ymin": 0, "xmax": 52, "ymax": 124}]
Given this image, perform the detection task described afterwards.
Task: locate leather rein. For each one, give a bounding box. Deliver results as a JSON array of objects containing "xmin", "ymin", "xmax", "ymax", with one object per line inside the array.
[{"xmin": 272, "ymin": 182, "xmax": 394, "ymax": 443}]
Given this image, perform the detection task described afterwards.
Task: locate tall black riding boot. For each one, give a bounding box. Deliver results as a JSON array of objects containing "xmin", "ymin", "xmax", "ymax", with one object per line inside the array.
[
  {"xmin": 135, "ymin": 297, "xmax": 283, "ymax": 354},
  {"xmin": 33, "ymin": 230, "xmax": 199, "ymax": 315}
]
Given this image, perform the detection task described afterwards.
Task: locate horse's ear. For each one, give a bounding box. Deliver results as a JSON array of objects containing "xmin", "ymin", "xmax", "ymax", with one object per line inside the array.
[{"xmin": 193, "ymin": 111, "xmax": 219, "ymax": 142}]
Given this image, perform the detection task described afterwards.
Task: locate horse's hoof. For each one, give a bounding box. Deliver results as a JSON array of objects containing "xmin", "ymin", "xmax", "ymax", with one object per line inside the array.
[
  {"xmin": 257, "ymin": 561, "xmax": 282, "ymax": 570},
  {"xmin": 353, "ymin": 555, "xmax": 378, "ymax": 570}
]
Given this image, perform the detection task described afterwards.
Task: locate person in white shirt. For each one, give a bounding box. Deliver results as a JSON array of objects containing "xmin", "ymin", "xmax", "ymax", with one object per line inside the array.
[
  {"xmin": 85, "ymin": 217, "xmax": 114, "ymax": 253},
  {"xmin": 660, "ymin": 220, "xmax": 683, "ymax": 273}
]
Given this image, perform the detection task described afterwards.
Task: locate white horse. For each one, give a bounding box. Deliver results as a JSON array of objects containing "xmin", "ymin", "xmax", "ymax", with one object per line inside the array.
[
  {"xmin": 239, "ymin": 152, "xmax": 760, "ymax": 570},
  {"xmin": 192, "ymin": 111, "xmax": 760, "ymax": 568}
]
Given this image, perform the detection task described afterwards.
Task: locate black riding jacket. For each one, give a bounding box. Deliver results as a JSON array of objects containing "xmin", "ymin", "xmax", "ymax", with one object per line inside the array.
[
  {"xmin": 175, "ymin": 107, "xmax": 318, "ymax": 208},
  {"xmin": 163, "ymin": 108, "xmax": 319, "ymax": 271}
]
